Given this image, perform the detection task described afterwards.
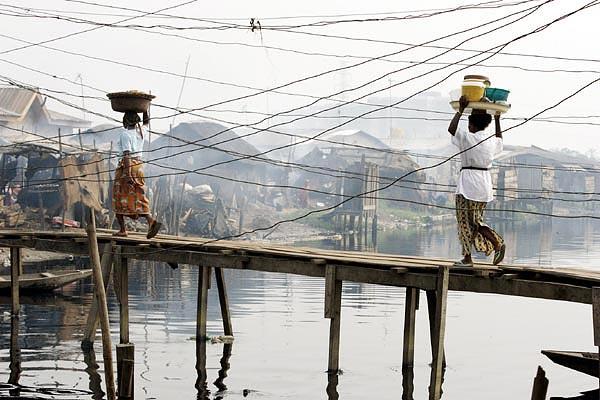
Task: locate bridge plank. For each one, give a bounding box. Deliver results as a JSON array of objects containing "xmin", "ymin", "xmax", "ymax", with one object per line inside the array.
[{"xmin": 0, "ymin": 229, "xmax": 597, "ymax": 304}]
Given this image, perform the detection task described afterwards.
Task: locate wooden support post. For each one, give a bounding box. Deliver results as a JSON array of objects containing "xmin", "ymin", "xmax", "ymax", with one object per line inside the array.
[
  {"xmin": 10, "ymin": 247, "xmax": 21, "ymax": 316},
  {"xmin": 86, "ymin": 210, "xmax": 116, "ymax": 400},
  {"xmin": 426, "ymin": 290, "xmax": 446, "ymax": 369},
  {"xmin": 530, "ymin": 366, "xmax": 548, "ymax": 400},
  {"xmin": 592, "ymin": 287, "xmax": 600, "ymax": 384},
  {"xmin": 114, "ymin": 247, "xmax": 130, "ymax": 344},
  {"xmin": 196, "ymin": 266, "xmax": 211, "ymax": 341},
  {"xmin": 82, "ymin": 243, "xmax": 114, "ymax": 349},
  {"xmin": 214, "ymin": 267, "xmax": 233, "ymax": 336},
  {"xmin": 402, "ymin": 287, "xmax": 420, "ymax": 369},
  {"xmin": 428, "ymin": 266, "xmax": 449, "ymax": 400},
  {"xmin": 325, "ymin": 264, "xmax": 342, "ymax": 373},
  {"xmin": 116, "ymin": 343, "xmax": 135, "ymax": 399}
]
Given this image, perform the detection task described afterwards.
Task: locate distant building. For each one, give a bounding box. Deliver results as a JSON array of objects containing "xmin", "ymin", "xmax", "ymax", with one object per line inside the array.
[
  {"xmin": 0, "ymin": 86, "xmax": 91, "ymax": 140},
  {"xmin": 494, "ymin": 145, "xmax": 600, "ymax": 214},
  {"xmin": 294, "ymin": 129, "xmax": 427, "ymax": 209}
]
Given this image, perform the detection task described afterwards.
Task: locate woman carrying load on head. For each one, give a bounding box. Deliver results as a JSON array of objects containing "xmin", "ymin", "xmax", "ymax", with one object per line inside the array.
[
  {"xmin": 112, "ymin": 110, "xmax": 161, "ymax": 238},
  {"xmin": 447, "ymin": 95, "xmax": 506, "ymax": 267}
]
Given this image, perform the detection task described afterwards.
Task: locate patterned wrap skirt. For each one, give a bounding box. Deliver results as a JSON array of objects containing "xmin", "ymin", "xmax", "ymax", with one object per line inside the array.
[
  {"xmin": 455, "ymin": 194, "xmax": 503, "ymax": 256},
  {"xmin": 112, "ymin": 157, "xmax": 150, "ymax": 218}
]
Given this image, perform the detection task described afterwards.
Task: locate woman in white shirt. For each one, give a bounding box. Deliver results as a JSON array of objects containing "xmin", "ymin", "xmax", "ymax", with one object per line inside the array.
[
  {"xmin": 112, "ymin": 111, "xmax": 161, "ymax": 238},
  {"xmin": 447, "ymin": 95, "xmax": 506, "ymax": 267}
]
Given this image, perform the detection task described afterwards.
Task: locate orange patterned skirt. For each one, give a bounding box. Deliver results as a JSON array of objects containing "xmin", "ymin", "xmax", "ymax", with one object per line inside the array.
[{"xmin": 112, "ymin": 158, "xmax": 150, "ymax": 218}]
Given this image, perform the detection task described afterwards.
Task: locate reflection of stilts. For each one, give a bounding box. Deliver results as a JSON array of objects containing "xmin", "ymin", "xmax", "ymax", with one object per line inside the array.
[
  {"xmin": 8, "ymin": 315, "xmax": 21, "ymax": 388},
  {"xmin": 82, "ymin": 349, "xmax": 105, "ymax": 400},
  {"xmin": 195, "ymin": 265, "xmax": 234, "ymax": 397},
  {"xmin": 326, "ymin": 373, "xmax": 339, "ymax": 400},
  {"xmin": 213, "ymin": 343, "xmax": 232, "ymax": 392},
  {"xmin": 195, "ymin": 339, "xmax": 209, "ymax": 399},
  {"xmin": 401, "ymin": 366, "xmax": 415, "ymax": 400}
]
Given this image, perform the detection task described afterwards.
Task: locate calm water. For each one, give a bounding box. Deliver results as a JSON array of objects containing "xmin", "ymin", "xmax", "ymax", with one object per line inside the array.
[{"xmin": 1, "ymin": 218, "xmax": 600, "ymax": 399}]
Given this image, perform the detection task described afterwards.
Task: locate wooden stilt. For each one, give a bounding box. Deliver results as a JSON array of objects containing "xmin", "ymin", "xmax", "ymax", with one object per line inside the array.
[
  {"xmin": 82, "ymin": 243, "xmax": 114, "ymax": 349},
  {"xmin": 592, "ymin": 287, "xmax": 600, "ymax": 385},
  {"xmin": 214, "ymin": 267, "xmax": 233, "ymax": 336},
  {"xmin": 196, "ymin": 266, "xmax": 211, "ymax": 341},
  {"xmin": 114, "ymin": 247, "xmax": 130, "ymax": 344},
  {"xmin": 196, "ymin": 264, "xmax": 210, "ymax": 396},
  {"xmin": 402, "ymin": 287, "xmax": 420, "ymax": 369},
  {"xmin": 530, "ymin": 366, "xmax": 548, "ymax": 400},
  {"xmin": 426, "ymin": 290, "xmax": 446, "ymax": 369},
  {"xmin": 116, "ymin": 343, "xmax": 135, "ymax": 399},
  {"xmin": 325, "ymin": 264, "xmax": 342, "ymax": 373},
  {"xmin": 428, "ymin": 266, "xmax": 449, "ymax": 400},
  {"xmin": 86, "ymin": 209, "xmax": 116, "ymax": 400},
  {"xmin": 10, "ymin": 247, "xmax": 21, "ymax": 316}
]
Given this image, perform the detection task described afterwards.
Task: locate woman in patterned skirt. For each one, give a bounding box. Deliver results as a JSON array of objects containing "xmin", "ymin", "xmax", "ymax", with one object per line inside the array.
[
  {"xmin": 112, "ymin": 111, "xmax": 161, "ymax": 239},
  {"xmin": 448, "ymin": 95, "xmax": 506, "ymax": 267}
]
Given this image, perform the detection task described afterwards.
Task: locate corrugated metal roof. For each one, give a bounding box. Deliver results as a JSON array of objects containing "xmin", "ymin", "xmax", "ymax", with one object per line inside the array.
[
  {"xmin": 0, "ymin": 105, "xmax": 20, "ymax": 117},
  {"xmin": 46, "ymin": 109, "xmax": 91, "ymax": 127},
  {"xmin": 0, "ymin": 86, "xmax": 38, "ymax": 120}
]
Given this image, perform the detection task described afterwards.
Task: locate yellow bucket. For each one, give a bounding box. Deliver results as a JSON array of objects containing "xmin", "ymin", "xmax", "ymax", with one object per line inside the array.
[{"xmin": 461, "ymin": 82, "xmax": 485, "ymax": 101}]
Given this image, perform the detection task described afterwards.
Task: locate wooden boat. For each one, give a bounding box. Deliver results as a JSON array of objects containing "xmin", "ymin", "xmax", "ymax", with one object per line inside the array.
[
  {"xmin": 0, "ymin": 269, "xmax": 92, "ymax": 292},
  {"xmin": 541, "ymin": 350, "xmax": 599, "ymax": 377}
]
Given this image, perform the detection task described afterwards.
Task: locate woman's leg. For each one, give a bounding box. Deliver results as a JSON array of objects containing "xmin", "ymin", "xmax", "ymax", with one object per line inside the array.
[
  {"xmin": 455, "ymin": 194, "xmax": 473, "ymax": 264},
  {"xmin": 471, "ymin": 202, "xmax": 504, "ymax": 257},
  {"xmin": 114, "ymin": 214, "xmax": 127, "ymax": 236},
  {"xmin": 478, "ymin": 225, "xmax": 501, "ymax": 251}
]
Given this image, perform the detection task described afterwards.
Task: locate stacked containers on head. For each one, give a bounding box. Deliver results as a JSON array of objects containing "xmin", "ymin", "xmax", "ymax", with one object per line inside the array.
[{"xmin": 461, "ymin": 75, "xmax": 490, "ymax": 102}]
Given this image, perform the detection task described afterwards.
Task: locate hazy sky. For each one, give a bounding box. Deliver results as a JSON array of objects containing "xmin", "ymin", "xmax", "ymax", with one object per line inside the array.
[{"xmin": 1, "ymin": 0, "xmax": 599, "ymax": 155}]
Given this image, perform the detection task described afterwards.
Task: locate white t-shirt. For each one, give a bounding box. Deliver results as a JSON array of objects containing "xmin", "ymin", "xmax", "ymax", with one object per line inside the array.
[
  {"xmin": 118, "ymin": 125, "xmax": 147, "ymax": 160},
  {"xmin": 451, "ymin": 128, "xmax": 503, "ymax": 202}
]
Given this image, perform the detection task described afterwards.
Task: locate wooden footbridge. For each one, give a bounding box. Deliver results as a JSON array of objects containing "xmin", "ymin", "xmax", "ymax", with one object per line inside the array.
[{"xmin": 2, "ymin": 227, "xmax": 600, "ymax": 399}]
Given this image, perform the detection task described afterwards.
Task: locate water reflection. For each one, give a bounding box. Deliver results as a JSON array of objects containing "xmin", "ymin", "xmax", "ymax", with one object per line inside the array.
[
  {"xmin": 551, "ymin": 388, "xmax": 600, "ymax": 399},
  {"xmin": 8, "ymin": 315, "xmax": 21, "ymax": 396},
  {"xmin": 401, "ymin": 366, "xmax": 414, "ymax": 400},
  {"xmin": 195, "ymin": 339, "xmax": 209, "ymax": 398},
  {"xmin": 82, "ymin": 349, "xmax": 104, "ymax": 400},
  {"xmin": 213, "ymin": 343, "xmax": 232, "ymax": 392},
  {"xmin": 326, "ymin": 373, "xmax": 339, "ymax": 400},
  {"xmin": 0, "ymin": 218, "xmax": 599, "ymax": 399},
  {"xmin": 195, "ymin": 339, "xmax": 233, "ymax": 399}
]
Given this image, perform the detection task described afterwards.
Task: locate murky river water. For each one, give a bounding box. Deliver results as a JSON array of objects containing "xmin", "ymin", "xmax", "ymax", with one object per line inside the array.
[{"xmin": 1, "ymin": 217, "xmax": 599, "ymax": 399}]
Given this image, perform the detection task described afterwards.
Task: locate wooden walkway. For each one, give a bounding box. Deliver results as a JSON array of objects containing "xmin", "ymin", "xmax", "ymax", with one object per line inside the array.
[{"xmin": 1, "ymin": 228, "xmax": 600, "ymax": 399}]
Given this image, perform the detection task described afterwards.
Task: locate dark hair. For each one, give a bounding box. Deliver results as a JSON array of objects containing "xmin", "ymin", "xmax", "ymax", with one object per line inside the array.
[
  {"xmin": 122, "ymin": 111, "xmax": 141, "ymax": 128},
  {"xmin": 468, "ymin": 113, "xmax": 492, "ymax": 131}
]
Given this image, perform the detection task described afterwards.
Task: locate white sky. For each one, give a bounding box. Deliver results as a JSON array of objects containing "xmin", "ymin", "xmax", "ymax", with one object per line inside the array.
[{"xmin": 1, "ymin": 0, "xmax": 599, "ymax": 156}]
